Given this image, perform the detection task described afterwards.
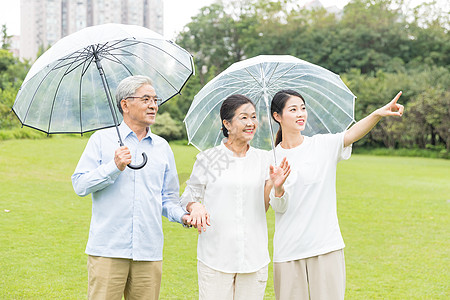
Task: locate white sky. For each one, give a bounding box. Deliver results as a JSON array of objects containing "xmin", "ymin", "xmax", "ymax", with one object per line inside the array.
[{"xmin": 0, "ymin": 0, "xmax": 447, "ymax": 38}]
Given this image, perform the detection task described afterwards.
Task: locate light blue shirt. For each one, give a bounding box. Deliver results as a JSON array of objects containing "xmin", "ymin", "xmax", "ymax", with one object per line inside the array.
[{"xmin": 72, "ymin": 122, "xmax": 186, "ymax": 261}]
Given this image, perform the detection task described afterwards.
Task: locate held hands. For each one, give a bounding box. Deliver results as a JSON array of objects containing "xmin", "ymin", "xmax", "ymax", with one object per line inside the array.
[
  {"xmin": 114, "ymin": 146, "xmax": 132, "ymax": 171},
  {"xmin": 376, "ymin": 91, "xmax": 404, "ymax": 117},
  {"xmin": 270, "ymin": 157, "xmax": 291, "ymax": 197},
  {"xmin": 186, "ymin": 202, "xmax": 210, "ymax": 234}
]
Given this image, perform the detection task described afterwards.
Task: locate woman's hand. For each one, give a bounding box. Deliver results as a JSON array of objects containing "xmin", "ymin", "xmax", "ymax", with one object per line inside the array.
[
  {"xmin": 344, "ymin": 91, "xmax": 404, "ymax": 147},
  {"xmin": 270, "ymin": 157, "xmax": 291, "ymax": 197},
  {"xmin": 186, "ymin": 202, "xmax": 211, "ymax": 234},
  {"xmin": 375, "ymin": 91, "xmax": 404, "ymax": 117}
]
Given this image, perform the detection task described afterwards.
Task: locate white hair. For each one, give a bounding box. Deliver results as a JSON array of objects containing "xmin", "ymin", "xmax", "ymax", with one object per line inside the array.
[{"xmin": 115, "ymin": 75, "xmax": 153, "ymax": 114}]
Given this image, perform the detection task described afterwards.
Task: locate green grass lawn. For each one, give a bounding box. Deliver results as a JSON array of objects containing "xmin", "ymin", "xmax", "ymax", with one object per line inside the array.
[{"xmin": 0, "ymin": 137, "xmax": 449, "ymax": 299}]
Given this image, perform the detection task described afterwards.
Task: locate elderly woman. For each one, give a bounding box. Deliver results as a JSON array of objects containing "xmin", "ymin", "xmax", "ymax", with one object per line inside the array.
[
  {"xmin": 269, "ymin": 89, "xmax": 404, "ymax": 300},
  {"xmin": 181, "ymin": 94, "xmax": 290, "ymax": 300}
]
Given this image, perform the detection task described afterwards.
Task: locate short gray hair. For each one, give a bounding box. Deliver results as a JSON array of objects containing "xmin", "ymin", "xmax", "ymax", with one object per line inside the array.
[{"xmin": 115, "ymin": 75, "xmax": 153, "ymax": 114}]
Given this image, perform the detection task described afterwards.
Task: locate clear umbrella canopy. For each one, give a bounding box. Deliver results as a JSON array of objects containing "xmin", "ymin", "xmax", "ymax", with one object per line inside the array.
[
  {"xmin": 185, "ymin": 55, "xmax": 355, "ymax": 151},
  {"xmin": 13, "ymin": 23, "xmax": 194, "ymax": 134}
]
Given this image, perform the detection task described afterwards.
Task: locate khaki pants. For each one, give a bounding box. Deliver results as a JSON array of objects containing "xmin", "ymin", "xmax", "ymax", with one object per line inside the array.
[
  {"xmin": 197, "ymin": 260, "xmax": 268, "ymax": 300},
  {"xmin": 87, "ymin": 255, "xmax": 162, "ymax": 300},
  {"xmin": 274, "ymin": 249, "xmax": 345, "ymax": 300}
]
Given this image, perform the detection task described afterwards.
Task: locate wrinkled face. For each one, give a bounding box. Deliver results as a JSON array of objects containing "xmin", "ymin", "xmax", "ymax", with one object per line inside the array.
[
  {"xmin": 224, "ymin": 103, "xmax": 258, "ymax": 143},
  {"xmin": 121, "ymin": 84, "xmax": 158, "ymax": 127},
  {"xmin": 277, "ymin": 96, "xmax": 307, "ymax": 132}
]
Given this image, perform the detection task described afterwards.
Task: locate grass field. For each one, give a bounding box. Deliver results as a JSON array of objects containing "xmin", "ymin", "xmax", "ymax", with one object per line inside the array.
[{"xmin": 0, "ymin": 137, "xmax": 449, "ymax": 299}]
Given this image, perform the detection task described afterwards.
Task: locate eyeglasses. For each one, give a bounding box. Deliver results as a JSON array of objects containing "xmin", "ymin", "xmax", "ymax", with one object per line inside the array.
[{"xmin": 125, "ymin": 95, "xmax": 161, "ymax": 106}]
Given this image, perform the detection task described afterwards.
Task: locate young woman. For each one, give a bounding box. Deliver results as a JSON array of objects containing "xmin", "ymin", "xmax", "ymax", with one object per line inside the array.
[
  {"xmin": 270, "ymin": 89, "xmax": 404, "ymax": 300},
  {"xmin": 180, "ymin": 94, "xmax": 290, "ymax": 300}
]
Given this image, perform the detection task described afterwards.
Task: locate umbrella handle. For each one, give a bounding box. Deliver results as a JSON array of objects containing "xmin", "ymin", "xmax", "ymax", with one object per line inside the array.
[{"xmin": 127, "ymin": 152, "xmax": 148, "ymax": 170}]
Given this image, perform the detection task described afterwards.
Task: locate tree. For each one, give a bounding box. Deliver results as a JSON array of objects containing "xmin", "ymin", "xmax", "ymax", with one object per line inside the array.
[
  {"xmin": 0, "ymin": 49, "xmax": 30, "ymax": 130},
  {"xmin": 151, "ymin": 112, "xmax": 185, "ymax": 141},
  {"xmin": 1, "ymin": 24, "xmax": 11, "ymax": 50}
]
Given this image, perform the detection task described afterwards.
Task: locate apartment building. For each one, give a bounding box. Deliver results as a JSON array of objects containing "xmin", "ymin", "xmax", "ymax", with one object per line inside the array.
[{"xmin": 20, "ymin": 0, "xmax": 164, "ymax": 60}]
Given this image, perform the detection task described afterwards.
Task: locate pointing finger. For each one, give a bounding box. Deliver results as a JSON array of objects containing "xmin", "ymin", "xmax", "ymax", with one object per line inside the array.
[{"xmin": 391, "ymin": 91, "xmax": 402, "ymax": 105}]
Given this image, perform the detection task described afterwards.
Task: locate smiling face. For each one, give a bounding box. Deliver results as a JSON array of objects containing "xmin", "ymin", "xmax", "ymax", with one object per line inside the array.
[
  {"xmin": 121, "ymin": 84, "xmax": 158, "ymax": 128},
  {"xmin": 275, "ymin": 95, "xmax": 307, "ymax": 133},
  {"xmin": 223, "ymin": 103, "xmax": 258, "ymax": 143}
]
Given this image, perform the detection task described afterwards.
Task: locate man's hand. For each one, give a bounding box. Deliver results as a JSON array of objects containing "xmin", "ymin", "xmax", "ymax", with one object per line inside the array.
[
  {"xmin": 186, "ymin": 202, "xmax": 210, "ymax": 234},
  {"xmin": 182, "ymin": 214, "xmax": 192, "ymax": 227},
  {"xmin": 114, "ymin": 146, "xmax": 132, "ymax": 171}
]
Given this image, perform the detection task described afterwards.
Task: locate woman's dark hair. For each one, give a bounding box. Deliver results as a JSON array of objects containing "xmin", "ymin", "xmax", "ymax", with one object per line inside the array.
[
  {"xmin": 220, "ymin": 94, "xmax": 255, "ymax": 138},
  {"xmin": 270, "ymin": 89, "xmax": 305, "ymax": 146}
]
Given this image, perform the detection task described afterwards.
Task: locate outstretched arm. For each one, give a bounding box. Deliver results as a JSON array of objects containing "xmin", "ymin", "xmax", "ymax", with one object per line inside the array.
[{"xmin": 344, "ymin": 91, "xmax": 404, "ymax": 147}]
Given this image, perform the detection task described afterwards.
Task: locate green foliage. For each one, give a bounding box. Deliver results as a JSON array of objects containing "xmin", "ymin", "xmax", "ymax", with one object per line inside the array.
[
  {"xmin": 0, "ymin": 42, "xmax": 31, "ymax": 130},
  {"xmin": 151, "ymin": 111, "xmax": 185, "ymax": 141},
  {"xmin": 1, "ymin": 24, "xmax": 11, "ymax": 50},
  {"xmin": 0, "ymin": 127, "xmax": 48, "ymax": 140},
  {"xmin": 343, "ymin": 66, "xmax": 449, "ymax": 151}
]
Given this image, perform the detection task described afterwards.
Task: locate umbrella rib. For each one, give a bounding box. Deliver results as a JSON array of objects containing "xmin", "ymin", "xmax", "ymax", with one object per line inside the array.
[
  {"xmin": 81, "ymin": 56, "xmax": 95, "ymax": 76},
  {"xmin": 265, "ymin": 62, "xmax": 282, "ymax": 87},
  {"xmin": 21, "ymin": 57, "xmax": 68, "ymax": 124},
  {"xmin": 186, "ymin": 75, "xmax": 260, "ymax": 114},
  {"xmin": 45, "ymin": 49, "xmax": 90, "ymax": 132},
  {"xmin": 46, "ymin": 70, "xmax": 69, "ymax": 133},
  {"xmin": 244, "ymin": 68, "xmax": 264, "ymax": 89},
  {"xmin": 100, "ymin": 38, "xmax": 193, "ymax": 73},
  {"xmin": 268, "ymin": 71, "xmax": 355, "ymax": 120},
  {"xmin": 62, "ymin": 54, "xmax": 92, "ymax": 76},
  {"xmin": 114, "ymin": 47, "xmax": 180, "ymax": 95},
  {"xmin": 186, "ymin": 82, "xmax": 259, "ymax": 122},
  {"xmin": 99, "ymin": 40, "xmax": 139, "ymax": 53},
  {"xmin": 266, "ymin": 65, "xmax": 297, "ymax": 89},
  {"xmin": 135, "ymin": 39, "xmax": 193, "ymax": 72},
  {"xmin": 52, "ymin": 50, "xmax": 92, "ymax": 71},
  {"xmin": 78, "ymin": 59, "xmax": 90, "ymax": 134},
  {"xmin": 100, "ymin": 54, "xmax": 134, "ymax": 76}
]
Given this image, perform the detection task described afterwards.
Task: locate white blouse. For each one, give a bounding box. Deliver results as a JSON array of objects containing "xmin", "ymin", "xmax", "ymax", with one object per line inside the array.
[{"xmin": 180, "ymin": 142, "xmax": 271, "ymax": 273}]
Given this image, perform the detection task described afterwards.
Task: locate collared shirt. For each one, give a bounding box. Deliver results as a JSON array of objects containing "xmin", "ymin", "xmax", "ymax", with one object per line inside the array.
[
  {"xmin": 180, "ymin": 142, "xmax": 271, "ymax": 273},
  {"xmin": 72, "ymin": 122, "xmax": 186, "ymax": 261}
]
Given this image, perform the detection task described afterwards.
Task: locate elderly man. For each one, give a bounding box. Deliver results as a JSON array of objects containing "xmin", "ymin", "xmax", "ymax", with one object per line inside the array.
[{"xmin": 72, "ymin": 75, "xmax": 193, "ymax": 300}]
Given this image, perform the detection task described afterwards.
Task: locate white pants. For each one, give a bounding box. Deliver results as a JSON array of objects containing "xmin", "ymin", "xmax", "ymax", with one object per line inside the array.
[{"xmin": 197, "ymin": 260, "xmax": 268, "ymax": 300}]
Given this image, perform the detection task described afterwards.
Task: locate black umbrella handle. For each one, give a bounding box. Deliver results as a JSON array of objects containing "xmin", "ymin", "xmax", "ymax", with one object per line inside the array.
[{"xmin": 127, "ymin": 152, "xmax": 148, "ymax": 170}]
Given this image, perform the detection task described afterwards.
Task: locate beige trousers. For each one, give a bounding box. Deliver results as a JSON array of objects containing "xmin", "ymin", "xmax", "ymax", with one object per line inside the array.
[
  {"xmin": 274, "ymin": 249, "xmax": 345, "ymax": 300},
  {"xmin": 87, "ymin": 255, "xmax": 162, "ymax": 300},
  {"xmin": 197, "ymin": 260, "xmax": 268, "ymax": 300}
]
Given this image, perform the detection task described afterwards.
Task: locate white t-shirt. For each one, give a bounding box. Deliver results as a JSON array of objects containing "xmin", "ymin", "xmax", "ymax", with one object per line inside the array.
[
  {"xmin": 272, "ymin": 132, "xmax": 352, "ymax": 262},
  {"xmin": 180, "ymin": 142, "xmax": 271, "ymax": 273}
]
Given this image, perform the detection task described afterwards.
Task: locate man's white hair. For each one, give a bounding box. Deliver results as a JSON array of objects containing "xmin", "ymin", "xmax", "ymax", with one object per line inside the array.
[{"xmin": 115, "ymin": 75, "xmax": 153, "ymax": 114}]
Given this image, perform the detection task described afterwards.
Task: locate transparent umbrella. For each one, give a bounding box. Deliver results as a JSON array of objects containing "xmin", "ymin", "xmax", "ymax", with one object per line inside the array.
[
  {"xmin": 12, "ymin": 23, "xmax": 194, "ymax": 169},
  {"xmin": 184, "ymin": 55, "xmax": 355, "ymax": 156}
]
